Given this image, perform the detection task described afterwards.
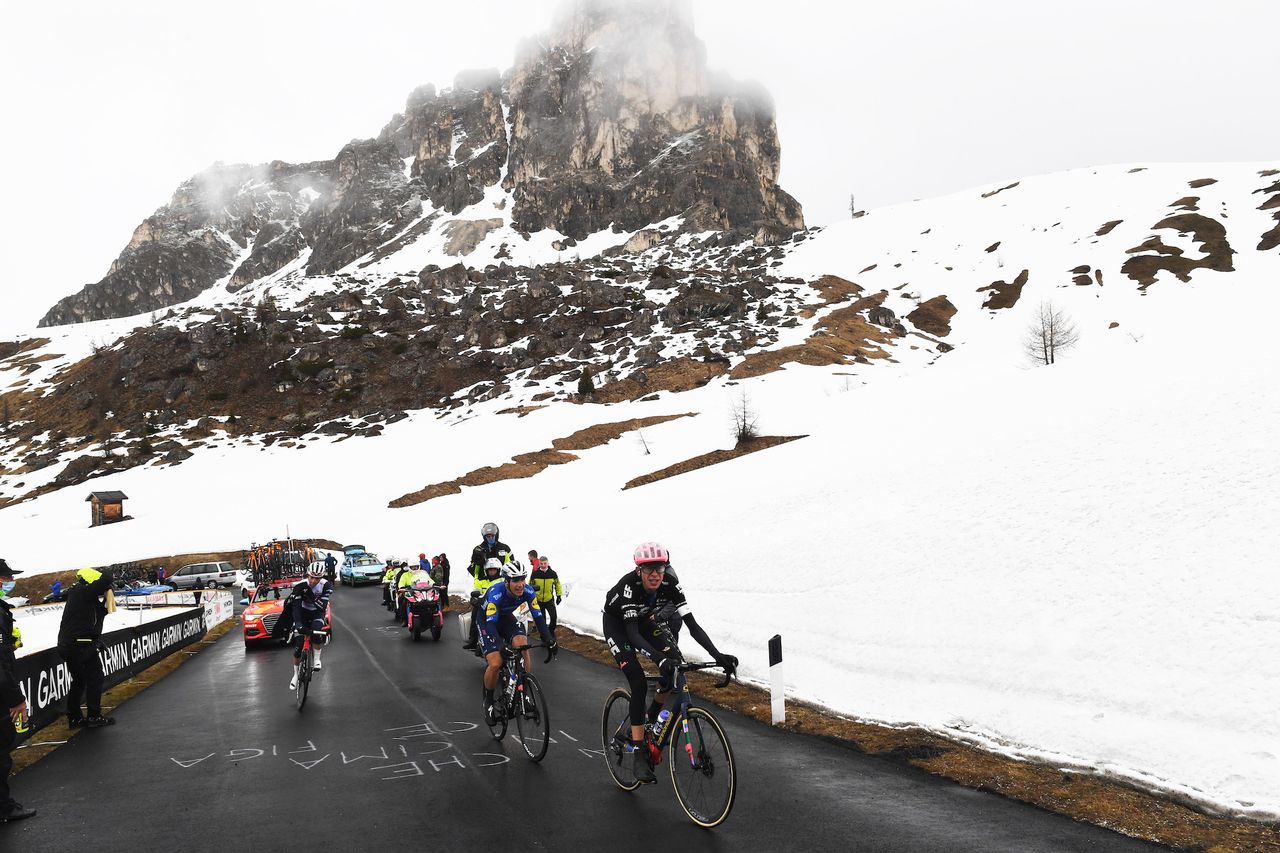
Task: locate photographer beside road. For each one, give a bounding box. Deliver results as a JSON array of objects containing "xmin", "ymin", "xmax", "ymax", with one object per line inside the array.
[{"xmin": 0, "ymin": 558, "xmax": 36, "ymax": 824}]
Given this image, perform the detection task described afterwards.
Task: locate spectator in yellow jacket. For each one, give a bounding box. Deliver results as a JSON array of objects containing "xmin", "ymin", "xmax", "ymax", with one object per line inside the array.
[{"xmin": 530, "ymin": 556, "xmax": 563, "ymax": 635}]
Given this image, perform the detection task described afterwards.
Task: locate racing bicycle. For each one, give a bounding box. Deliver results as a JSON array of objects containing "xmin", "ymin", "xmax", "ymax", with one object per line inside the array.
[
  {"xmin": 484, "ymin": 641, "xmax": 552, "ymax": 761},
  {"xmin": 293, "ymin": 627, "xmax": 328, "ymax": 712},
  {"xmin": 601, "ymin": 658, "xmax": 736, "ymax": 828}
]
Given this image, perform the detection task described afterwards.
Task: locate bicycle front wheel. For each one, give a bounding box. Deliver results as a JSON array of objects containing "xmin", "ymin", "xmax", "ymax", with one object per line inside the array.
[
  {"xmin": 600, "ymin": 688, "xmax": 640, "ymax": 791},
  {"xmin": 295, "ymin": 649, "xmax": 311, "ymax": 712},
  {"xmin": 669, "ymin": 706, "xmax": 735, "ymax": 828},
  {"xmin": 515, "ymin": 673, "xmax": 550, "ymax": 762}
]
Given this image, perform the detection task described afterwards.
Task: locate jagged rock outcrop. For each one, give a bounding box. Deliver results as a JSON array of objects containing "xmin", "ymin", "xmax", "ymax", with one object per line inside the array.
[
  {"xmin": 503, "ymin": 0, "xmax": 803, "ymax": 239},
  {"xmin": 42, "ymin": 161, "xmax": 331, "ymax": 324},
  {"xmin": 40, "ymin": 0, "xmax": 804, "ymax": 326},
  {"xmin": 300, "ymin": 139, "xmax": 420, "ymax": 274},
  {"xmin": 379, "ymin": 70, "xmax": 509, "ymax": 215}
]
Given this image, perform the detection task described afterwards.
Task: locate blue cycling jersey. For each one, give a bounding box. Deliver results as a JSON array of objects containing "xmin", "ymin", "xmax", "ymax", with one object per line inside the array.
[{"xmin": 481, "ymin": 582, "xmax": 549, "ymax": 636}]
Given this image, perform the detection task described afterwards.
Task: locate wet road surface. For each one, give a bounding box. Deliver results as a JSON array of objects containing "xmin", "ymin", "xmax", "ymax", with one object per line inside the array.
[{"xmin": 6, "ymin": 585, "xmax": 1166, "ymax": 851}]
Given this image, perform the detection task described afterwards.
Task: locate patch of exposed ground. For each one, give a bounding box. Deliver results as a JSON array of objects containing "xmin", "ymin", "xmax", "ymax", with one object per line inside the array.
[
  {"xmin": 1255, "ymin": 177, "xmax": 1280, "ymax": 251},
  {"xmin": 1096, "ymin": 220, "xmax": 1123, "ymax": 236},
  {"xmin": 810, "ymin": 274, "xmax": 863, "ymax": 304},
  {"xmin": 1170, "ymin": 196, "xmax": 1200, "ymax": 211},
  {"xmin": 387, "ymin": 414, "xmax": 694, "ymax": 507},
  {"xmin": 496, "ymin": 405, "xmax": 547, "ymax": 418},
  {"xmin": 906, "ymin": 295, "xmax": 958, "ymax": 336},
  {"xmin": 978, "ymin": 270, "xmax": 1030, "ymax": 309},
  {"xmin": 592, "ymin": 358, "xmax": 728, "ymax": 403},
  {"xmin": 1188, "ymin": 178, "xmax": 1218, "ymax": 189},
  {"xmin": 549, "ymin": 626, "xmax": 1280, "ymax": 852},
  {"xmin": 981, "ymin": 182, "xmax": 1020, "ymax": 198},
  {"xmin": 1121, "ymin": 213, "xmax": 1234, "ymax": 288},
  {"xmin": 13, "ymin": 618, "xmax": 237, "ymax": 775},
  {"xmin": 0, "ymin": 338, "xmax": 50, "ymax": 362},
  {"xmin": 730, "ymin": 295, "xmax": 899, "ymax": 379},
  {"xmin": 623, "ymin": 435, "xmax": 806, "ymax": 490}
]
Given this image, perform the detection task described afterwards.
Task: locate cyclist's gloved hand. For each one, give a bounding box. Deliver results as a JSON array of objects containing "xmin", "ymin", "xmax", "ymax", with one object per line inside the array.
[
  {"xmin": 544, "ymin": 640, "xmax": 558, "ymax": 663},
  {"xmin": 713, "ymin": 653, "xmax": 738, "ymax": 676},
  {"xmin": 657, "ymin": 657, "xmax": 679, "ymax": 679}
]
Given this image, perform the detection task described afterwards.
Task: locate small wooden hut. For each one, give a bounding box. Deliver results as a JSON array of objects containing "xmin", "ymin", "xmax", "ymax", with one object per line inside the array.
[{"xmin": 87, "ymin": 491, "xmax": 129, "ymax": 526}]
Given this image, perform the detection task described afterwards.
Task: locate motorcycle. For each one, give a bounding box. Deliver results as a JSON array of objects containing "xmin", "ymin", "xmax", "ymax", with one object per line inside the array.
[{"xmin": 404, "ymin": 583, "xmax": 445, "ymax": 642}]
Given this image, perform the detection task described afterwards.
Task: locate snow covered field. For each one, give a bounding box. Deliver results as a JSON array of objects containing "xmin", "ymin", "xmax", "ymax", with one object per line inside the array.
[{"xmin": 1, "ymin": 163, "xmax": 1277, "ymax": 819}]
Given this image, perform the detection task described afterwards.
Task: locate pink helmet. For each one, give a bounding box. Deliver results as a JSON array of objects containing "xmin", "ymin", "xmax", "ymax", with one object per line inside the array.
[{"xmin": 633, "ymin": 541, "xmax": 670, "ymax": 566}]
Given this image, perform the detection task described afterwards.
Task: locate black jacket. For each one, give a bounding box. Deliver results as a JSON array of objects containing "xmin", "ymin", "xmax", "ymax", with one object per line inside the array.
[
  {"xmin": 57, "ymin": 572, "xmax": 114, "ymax": 645},
  {"xmin": 468, "ymin": 541, "xmax": 511, "ymax": 579},
  {"xmin": 270, "ymin": 579, "xmax": 333, "ymax": 639},
  {"xmin": 0, "ymin": 599, "xmax": 22, "ymax": 708}
]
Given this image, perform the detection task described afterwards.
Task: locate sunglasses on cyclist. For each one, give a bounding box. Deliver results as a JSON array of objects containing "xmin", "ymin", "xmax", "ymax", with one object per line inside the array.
[{"xmin": 638, "ymin": 564, "xmax": 666, "ymax": 575}]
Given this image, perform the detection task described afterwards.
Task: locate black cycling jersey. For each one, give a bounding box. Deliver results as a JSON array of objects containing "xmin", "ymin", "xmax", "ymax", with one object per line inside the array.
[{"xmin": 602, "ymin": 568, "xmax": 690, "ymax": 622}]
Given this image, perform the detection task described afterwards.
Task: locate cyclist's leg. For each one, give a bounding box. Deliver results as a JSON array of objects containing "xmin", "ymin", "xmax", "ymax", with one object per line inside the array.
[
  {"xmin": 603, "ymin": 614, "xmax": 649, "ymax": 744},
  {"xmin": 309, "ymin": 616, "xmax": 325, "ymax": 667},
  {"xmin": 647, "ymin": 615, "xmax": 682, "ymax": 714},
  {"xmin": 504, "ymin": 615, "xmax": 530, "ymax": 670},
  {"xmin": 480, "ymin": 620, "xmax": 503, "ymax": 692},
  {"xmin": 291, "ymin": 604, "xmax": 307, "ymax": 668}
]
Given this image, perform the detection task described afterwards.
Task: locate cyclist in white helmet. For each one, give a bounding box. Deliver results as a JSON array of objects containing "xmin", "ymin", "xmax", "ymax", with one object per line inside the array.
[
  {"xmin": 287, "ymin": 562, "xmax": 332, "ymax": 690},
  {"xmin": 479, "ymin": 561, "xmax": 557, "ymax": 722}
]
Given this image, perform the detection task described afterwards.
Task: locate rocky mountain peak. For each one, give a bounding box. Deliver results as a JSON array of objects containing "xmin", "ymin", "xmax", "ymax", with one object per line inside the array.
[{"xmin": 39, "ymin": 0, "xmax": 803, "ymax": 327}]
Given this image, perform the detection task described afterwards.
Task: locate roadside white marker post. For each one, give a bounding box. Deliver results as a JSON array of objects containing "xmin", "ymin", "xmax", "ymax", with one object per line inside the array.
[{"xmin": 769, "ymin": 634, "xmax": 785, "ymax": 725}]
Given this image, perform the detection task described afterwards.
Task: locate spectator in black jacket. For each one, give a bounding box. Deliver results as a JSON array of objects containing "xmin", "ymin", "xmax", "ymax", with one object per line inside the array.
[
  {"xmin": 57, "ymin": 568, "xmax": 115, "ymax": 728},
  {"xmin": 1, "ymin": 558, "xmax": 35, "ymax": 823}
]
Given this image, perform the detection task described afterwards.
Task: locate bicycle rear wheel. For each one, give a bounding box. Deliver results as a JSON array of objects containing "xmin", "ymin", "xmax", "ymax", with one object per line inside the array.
[
  {"xmin": 669, "ymin": 706, "xmax": 735, "ymax": 828},
  {"xmin": 295, "ymin": 648, "xmax": 311, "ymax": 712},
  {"xmin": 600, "ymin": 688, "xmax": 640, "ymax": 791},
  {"xmin": 515, "ymin": 673, "xmax": 550, "ymax": 762}
]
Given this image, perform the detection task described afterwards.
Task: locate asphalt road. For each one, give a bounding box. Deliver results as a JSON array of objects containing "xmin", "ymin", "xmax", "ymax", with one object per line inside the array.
[{"xmin": 5, "ymin": 585, "xmax": 1165, "ymax": 852}]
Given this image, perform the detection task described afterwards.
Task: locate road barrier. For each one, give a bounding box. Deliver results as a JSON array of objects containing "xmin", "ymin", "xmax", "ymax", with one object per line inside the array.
[{"xmin": 12, "ymin": 591, "xmax": 236, "ymax": 743}]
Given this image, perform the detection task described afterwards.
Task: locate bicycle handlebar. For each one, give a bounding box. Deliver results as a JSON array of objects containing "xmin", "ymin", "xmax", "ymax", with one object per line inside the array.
[
  {"xmin": 679, "ymin": 660, "xmax": 735, "ymax": 688},
  {"xmin": 644, "ymin": 659, "xmax": 734, "ymax": 688}
]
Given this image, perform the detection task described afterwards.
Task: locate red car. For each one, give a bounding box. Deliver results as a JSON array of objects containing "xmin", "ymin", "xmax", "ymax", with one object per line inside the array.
[{"xmin": 241, "ymin": 581, "xmax": 332, "ymax": 648}]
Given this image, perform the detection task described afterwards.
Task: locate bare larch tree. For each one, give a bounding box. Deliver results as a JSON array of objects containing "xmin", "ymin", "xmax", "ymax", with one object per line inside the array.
[{"xmin": 1024, "ymin": 300, "xmax": 1080, "ymax": 365}]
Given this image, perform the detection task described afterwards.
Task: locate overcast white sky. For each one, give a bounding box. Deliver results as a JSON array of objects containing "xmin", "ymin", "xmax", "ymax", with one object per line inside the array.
[{"xmin": 1, "ymin": 0, "xmax": 1276, "ymax": 334}]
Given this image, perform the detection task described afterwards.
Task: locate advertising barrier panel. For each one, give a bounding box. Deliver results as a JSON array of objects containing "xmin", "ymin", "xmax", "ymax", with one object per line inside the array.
[
  {"xmin": 202, "ymin": 591, "xmax": 234, "ymax": 631},
  {"xmin": 14, "ymin": 606, "xmax": 208, "ymax": 742}
]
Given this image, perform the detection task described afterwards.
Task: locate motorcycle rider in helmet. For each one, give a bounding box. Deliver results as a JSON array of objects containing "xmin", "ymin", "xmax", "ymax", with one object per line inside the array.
[{"xmin": 464, "ymin": 557, "xmax": 505, "ymax": 650}]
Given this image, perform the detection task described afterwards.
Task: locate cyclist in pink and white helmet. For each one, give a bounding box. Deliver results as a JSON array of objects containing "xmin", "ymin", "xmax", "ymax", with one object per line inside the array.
[{"xmin": 602, "ymin": 541, "xmax": 737, "ymax": 784}]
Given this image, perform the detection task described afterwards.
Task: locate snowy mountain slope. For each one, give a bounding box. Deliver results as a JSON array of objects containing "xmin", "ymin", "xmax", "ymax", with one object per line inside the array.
[{"xmin": 2, "ymin": 162, "xmax": 1279, "ymax": 819}]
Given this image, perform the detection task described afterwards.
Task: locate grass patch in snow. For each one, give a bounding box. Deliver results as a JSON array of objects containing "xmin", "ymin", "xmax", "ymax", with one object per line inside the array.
[
  {"xmin": 623, "ymin": 435, "xmax": 806, "ymax": 490},
  {"xmin": 387, "ymin": 414, "xmax": 695, "ymax": 507}
]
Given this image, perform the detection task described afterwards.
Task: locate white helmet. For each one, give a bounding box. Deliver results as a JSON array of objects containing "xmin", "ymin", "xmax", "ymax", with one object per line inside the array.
[
  {"xmin": 483, "ymin": 557, "xmax": 503, "ymax": 575},
  {"xmin": 501, "ymin": 560, "xmax": 528, "ymax": 582}
]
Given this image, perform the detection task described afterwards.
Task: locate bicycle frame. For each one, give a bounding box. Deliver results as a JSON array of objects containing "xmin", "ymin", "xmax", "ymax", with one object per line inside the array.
[{"xmin": 646, "ymin": 669, "xmax": 693, "ymax": 753}]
